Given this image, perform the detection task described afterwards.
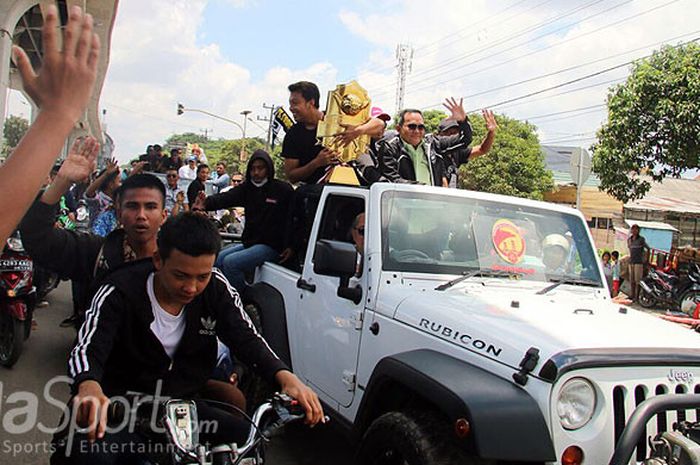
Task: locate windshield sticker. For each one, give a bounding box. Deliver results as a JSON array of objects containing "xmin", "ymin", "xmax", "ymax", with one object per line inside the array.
[{"xmin": 492, "ymin": 219, "xmax": 525, "ymax": 264}]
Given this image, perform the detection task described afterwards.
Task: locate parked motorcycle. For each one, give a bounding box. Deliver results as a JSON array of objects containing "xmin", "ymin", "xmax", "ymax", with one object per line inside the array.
[
  {"xmin": 0, "ymin": 232, "xmax": 36, "ymax": 367},
  {"xmin": 638, "ymin": 262, "xmax": 700, "ymax": 316}
]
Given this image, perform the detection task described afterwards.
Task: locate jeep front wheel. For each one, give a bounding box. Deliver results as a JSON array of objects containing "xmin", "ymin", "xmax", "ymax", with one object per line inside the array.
[{"xmin": 357, "ymin": 411, "xmax": 489, "ymax": 465}]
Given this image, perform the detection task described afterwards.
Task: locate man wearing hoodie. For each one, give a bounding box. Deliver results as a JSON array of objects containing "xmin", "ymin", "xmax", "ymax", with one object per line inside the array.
[{"xmin": 192, "ymin": 150, "xmax": 293, "ymax": 292}]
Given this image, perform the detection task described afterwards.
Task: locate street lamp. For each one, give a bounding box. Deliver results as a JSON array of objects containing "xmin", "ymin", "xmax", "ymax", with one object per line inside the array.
[
  {"xmin": 176, "ymin": 102, "xmax": 245, "ymax": 136},
  {"xmin": 240, "ymin": 110, "xmax": 251, "ymax": 161}
]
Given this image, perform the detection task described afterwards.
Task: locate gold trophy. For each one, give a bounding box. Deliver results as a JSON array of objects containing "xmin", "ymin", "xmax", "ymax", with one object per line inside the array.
[{"xmin": 316, "ymin": 81, "xmax": 371, "ymax": 185}]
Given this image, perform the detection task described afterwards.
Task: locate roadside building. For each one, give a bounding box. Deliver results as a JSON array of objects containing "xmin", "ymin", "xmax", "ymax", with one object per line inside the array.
[{"xmin": 541, "ymin": 145, "xmax": 623, "ymax": 250}]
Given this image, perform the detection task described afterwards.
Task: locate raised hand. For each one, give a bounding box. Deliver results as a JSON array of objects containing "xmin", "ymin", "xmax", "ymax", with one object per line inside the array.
[
  {"xmin": 482, "ymin": 109, "xmax": 498, "ymax": 132},
  {"xmin": 12, "ymin": 4, "xmax": 101, "ymax": 124},
  {"xmin": 58, "ymin": 137, "xmax": 100, "ymax": 183},
  {"xmin": 106, "ymin": 157, "xmax": 119, "ymax": 173},
  {"xmin": 192, "ymin": 191, "xmax": 207, "ymax": 213},
  {"xmin": 443, "ymin": 97, "xmax": 467, "ymax": 122}
]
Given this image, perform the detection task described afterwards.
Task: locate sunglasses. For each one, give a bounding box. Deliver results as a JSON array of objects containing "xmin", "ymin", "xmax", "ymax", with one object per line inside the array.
[
  {"xmin": 355, "ymin": 227, "xmax": 365, "ymax": 235},
  {"xmin": 406, "ymin": 123, "xmax": 426, "ymax": 131},
  {"xmin": 232, "ymin": 179, "xmax": 243, "ymax": 184},
  {"xmin": 166, "ymin": 174, "xmax": 177, "ymax": 178}
]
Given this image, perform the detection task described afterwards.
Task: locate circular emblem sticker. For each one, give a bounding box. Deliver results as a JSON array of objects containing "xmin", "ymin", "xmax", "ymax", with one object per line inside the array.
[{"xmin": 492, "ymin": 220, "xmax": 526, "ymax": 264}]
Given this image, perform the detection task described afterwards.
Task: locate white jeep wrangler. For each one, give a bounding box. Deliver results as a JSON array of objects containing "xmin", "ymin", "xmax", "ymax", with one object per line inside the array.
[{"xmin": 244, "ymin": 183, "xmax": 700, "ymax": 465}]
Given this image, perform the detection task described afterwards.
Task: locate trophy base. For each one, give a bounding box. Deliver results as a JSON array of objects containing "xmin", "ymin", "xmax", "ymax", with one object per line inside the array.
[{"xmin": 322, "ymin": 165, "xmax": 360, "ymax": 186}]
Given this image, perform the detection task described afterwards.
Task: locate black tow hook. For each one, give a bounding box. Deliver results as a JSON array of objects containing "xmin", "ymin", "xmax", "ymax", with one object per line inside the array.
[{"xmin": 513, "ymin": 347, "xmax": 540, "ymax": 386}]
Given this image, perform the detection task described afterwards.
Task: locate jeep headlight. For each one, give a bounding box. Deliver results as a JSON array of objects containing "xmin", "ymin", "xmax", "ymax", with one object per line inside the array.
[{"xmin": 557, "ymin": 377, "xmax": 596, "ymax": 430}]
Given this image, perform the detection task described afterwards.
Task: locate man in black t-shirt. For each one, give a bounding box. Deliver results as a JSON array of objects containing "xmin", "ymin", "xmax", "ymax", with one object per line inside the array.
[
  {"xmin": 282, "ymin": 81, "xmax": 386, "ymax": 185},
  {"xmin": 282, "ymin": 81, "xmax": 336, "ymax": 184}
]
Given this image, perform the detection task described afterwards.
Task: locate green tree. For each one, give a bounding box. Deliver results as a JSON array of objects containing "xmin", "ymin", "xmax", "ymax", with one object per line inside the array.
[
  {"xmin": 459, "ymin": 113, "xmax": 553, "ymax": 200},
  {"xmin": 591, "ymin": 43, "xmax": 700, "ymax": 202},
  {"xmin": 165, "ymin": 132, "xmax": 209, "ymax": 146},
  {"xmin": 422, "ymin": 109, "xmax": 448, "ymax": 134},
  {"xmin": 3, "ymin": 115, "xmax": 30, "ymax": 150}
]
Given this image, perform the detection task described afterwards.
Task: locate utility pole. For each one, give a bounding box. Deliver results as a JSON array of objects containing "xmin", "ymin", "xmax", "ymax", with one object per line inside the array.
[
  {"xmin": 395, "ymin": 43, "xmax": 414, "ymax": 115},
  {"xmin": 201, "ymin": 128, "xmax": 212, "ymax": 140},
  {"xmin": 240, "ymin": 110, "xmax": 252, "ymax": 161},
  {"xmin": 258, "ymin": 103, "xmax": 276, "ymax": 151}
]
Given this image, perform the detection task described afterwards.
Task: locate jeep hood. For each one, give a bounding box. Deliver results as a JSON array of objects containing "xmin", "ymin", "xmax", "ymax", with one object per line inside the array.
[{"xmin": 391, "ymin": 286, "xmax": 700, "ymax": 373}]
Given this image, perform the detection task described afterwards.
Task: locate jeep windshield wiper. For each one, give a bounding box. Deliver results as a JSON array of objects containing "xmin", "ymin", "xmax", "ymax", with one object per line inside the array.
[
  {"xmin": 435, "ymin": 269, "xmax": 522, "ymax": 291},
  {"xmin": 435, "ymin": 269, "xmax": 480, "ymax": 291},
  {"xmin": 536, "ymin": 276, "xmax": 600, "ymax": 295}
]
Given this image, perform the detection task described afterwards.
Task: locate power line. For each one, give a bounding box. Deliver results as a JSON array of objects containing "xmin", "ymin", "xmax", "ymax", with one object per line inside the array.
[
  {"xmin": 369, "ymin": 0, "xmax": 623, "ymax": 95},
  {"xmin": 419, "ymin": 34, "xmax": 699, "ymax": 112},
  {"xmin": 521, "ymin": 104, "xmax": 605, "ymax": 121},
  {"xmin": 408, "ymin": 0, "xmax": 612, "ymax": 82},
  {"xmin": 349, "ymin": 0, "xmax": 543, "ymax": 81},
  {"xmin": 377, "ymin": 0, "xmax": 683, "ymax": 99}
]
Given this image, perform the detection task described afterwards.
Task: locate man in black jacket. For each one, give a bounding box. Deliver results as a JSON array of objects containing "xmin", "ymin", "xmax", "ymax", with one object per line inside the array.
[
  {"xmin": 19, "ymin": 142, "xmax": 167, "ymax": 325},
  {"xmin": 192, "ymin": 149, "xmax": 293, "ymax": 292},
  {"xmin": 187, "ymin": 163, "xmax": 210, "ymax": 205},
  {"xmin": 378, "ymin": 97, "xmax": 472, "ymax": 186},
  {"xmin": 58, "ymin": 213, "xmax": 322, "ymax": 464}
]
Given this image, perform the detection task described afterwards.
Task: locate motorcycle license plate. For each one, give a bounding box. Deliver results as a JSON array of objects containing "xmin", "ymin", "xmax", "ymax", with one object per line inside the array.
[{"xmin": 0, "ymin": 259, "xmax": 32, "ymax": 271}]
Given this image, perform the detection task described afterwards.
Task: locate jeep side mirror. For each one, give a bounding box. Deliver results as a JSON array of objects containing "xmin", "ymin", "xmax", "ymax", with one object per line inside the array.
[
  {"xmin": 314, "ymin": 239, "xmax": 357, "ymax": 277},
  {"xmin": 313, "ymin": 239, "xmax": 363, "ymax": 304}
]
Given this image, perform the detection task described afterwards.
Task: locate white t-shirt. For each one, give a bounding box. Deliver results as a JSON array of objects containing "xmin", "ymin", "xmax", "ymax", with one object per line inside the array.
[
  {"xmin": 147, "ymin": 273, "xmax": 186, "ymax": 359},
  {"xmin": 178, "ymin": 165, "xmax": 196, "ymax": 180}
]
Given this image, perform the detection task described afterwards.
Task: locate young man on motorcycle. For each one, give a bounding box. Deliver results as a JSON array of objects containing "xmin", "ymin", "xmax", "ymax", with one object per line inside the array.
[{"xmin": 54, "ymin": 213, "xmax": 324, "ymax": 464}]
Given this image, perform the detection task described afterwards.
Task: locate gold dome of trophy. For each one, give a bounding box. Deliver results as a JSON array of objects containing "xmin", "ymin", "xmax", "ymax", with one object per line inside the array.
[{"xmin": 316, "ymin": 81, "xmax": 371, "ymax": 185}]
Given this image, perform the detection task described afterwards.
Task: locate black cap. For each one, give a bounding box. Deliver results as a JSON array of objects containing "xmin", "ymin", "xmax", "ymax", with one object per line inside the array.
[{"xmin": 438, "ymin": 118, "xmax": 459, "ymax": 132}]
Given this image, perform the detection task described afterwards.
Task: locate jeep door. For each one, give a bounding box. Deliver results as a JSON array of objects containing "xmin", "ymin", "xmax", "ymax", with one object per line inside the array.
[{"xmin": 294, "ymin": 190, "xmax": 368, "ymax": 407}]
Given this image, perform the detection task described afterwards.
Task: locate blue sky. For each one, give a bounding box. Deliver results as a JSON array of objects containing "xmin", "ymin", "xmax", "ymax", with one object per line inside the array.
[{"xmin": 199, "ymin": 0, "xmax": 378, "ymax": 82}]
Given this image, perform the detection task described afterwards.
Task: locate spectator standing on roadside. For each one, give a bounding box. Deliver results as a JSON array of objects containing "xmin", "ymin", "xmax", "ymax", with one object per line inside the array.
[
  {"xmin": 212, "ymin": 161, "xmax": 231, "ymax": 193},
  {"xmin": 179, "ymin": 156, "xmax": 197, "ymax": 180},
  {"xmin": 84, "ymin": 158, "xmax": 121, "ymax": 228},
  {"xmin": 438, "ymin": 109, "xmax": 498, "ymax": 188},
  {"xmin": 611, "ymin": 250, "xmax": 621, "ymax": 297},
  {"xmin": 168, "ymin": 147, "xmax": 184, "ymax": 170},
  {"xmin": 164, "ymin": 168, "xmax": 188, "ymax": 216},
  {"xmin": 627, "ymin": 224, "xmax": 649, "ymax": 302},
  {"xmin": 187, "ymin": 163, "xmax": 210, "ymax": 206}
]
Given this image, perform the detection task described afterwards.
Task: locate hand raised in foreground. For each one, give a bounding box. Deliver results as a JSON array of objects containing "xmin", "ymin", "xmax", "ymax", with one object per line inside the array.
[{"xmin": 13, "ymin": 4, "xmax": 101, "ymax": 124}]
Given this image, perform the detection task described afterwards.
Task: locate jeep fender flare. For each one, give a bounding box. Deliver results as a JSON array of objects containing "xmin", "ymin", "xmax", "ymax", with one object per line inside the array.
[
  {"xmin": 355, "ymin": 349, "xmax": 555, "ymax": 462},
  {"xmin": 243, "ymin": 282, "xmax": 292, "ymax": 368}
]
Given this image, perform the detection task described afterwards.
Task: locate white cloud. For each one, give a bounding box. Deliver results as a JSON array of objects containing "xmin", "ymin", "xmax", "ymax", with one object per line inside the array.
[
  {"xmin": 96, "ymin": 0, "xmax": 700, "ymax": 162},
  {"xmin": 102, "ymin": 0, "xmax": 338, "ymax": 161},
  {"xmin": 339, "ymin": 0, "xmax": 700, "ymax": 148}
]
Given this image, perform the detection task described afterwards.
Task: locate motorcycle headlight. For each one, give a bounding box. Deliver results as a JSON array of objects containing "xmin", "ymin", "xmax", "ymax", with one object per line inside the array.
[
  {"xmin": 6, "ymin": 237, "xmax": 24, "ymax": 252},
  {"xmin": 557, "ymin": 377, "xmax": 596, "ymax": 430}
]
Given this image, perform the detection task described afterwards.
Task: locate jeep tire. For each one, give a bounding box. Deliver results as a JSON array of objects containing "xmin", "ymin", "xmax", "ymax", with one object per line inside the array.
[{"xmin": 357, "ymin": 410, "xmax": 490, "ymax": 465}]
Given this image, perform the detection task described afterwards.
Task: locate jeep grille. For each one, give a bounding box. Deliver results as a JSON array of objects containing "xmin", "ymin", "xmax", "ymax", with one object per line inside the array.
[{"xmin": 612, "ymin": 382, "xmax": 700, "ymax": 462}]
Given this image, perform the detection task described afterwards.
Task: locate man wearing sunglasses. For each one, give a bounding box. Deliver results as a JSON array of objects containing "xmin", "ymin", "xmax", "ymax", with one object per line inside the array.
[
  {"xmin": 164, "ymin": 168, "xmax": 188, "ymax": 216},
  {"xmin": 379, "ymin": 97, "xmax": 472, "ymax": 186}
]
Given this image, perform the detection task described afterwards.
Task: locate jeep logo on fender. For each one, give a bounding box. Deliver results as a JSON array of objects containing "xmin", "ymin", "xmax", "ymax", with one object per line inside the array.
[
  {"xmin": 418, "ymin": 318, "xmax": 503, "ymax": 357},
  {"xmin": 668, "ymin": 369, "xmax": 694, "ymax": 384}
]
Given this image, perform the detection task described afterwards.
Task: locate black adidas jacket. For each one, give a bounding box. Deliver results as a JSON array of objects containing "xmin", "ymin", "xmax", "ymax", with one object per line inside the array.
[{"xmin": 68, "ymin": 260, "xmax": 287, "ymax": 397}]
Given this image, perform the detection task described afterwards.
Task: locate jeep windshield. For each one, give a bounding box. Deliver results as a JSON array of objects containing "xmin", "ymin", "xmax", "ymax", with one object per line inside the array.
[{"xmin": 380, "ymin": 190, "xmax": 603, "ymax": 286}]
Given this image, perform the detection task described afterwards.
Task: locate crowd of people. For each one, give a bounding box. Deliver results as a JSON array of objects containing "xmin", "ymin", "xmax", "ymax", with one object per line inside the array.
[{"xmin": 0, "ymin": 5, "xmax": 508, "ymax": 464}]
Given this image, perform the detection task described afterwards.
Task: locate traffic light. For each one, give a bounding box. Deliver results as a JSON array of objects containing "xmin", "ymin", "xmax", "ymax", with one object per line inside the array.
[{"xmin": 177, "ymin": 103, "xmax": 184, "ymax": 115}]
